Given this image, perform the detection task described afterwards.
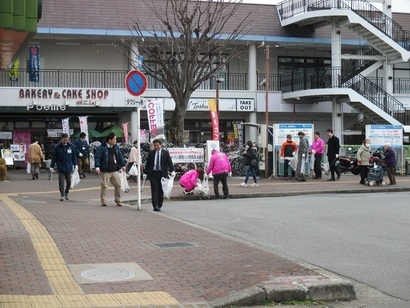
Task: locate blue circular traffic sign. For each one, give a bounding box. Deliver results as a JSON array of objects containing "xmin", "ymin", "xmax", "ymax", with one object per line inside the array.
[{"xmin": 125, "ymin": 70, "xmax": 148, "ymax": 96}]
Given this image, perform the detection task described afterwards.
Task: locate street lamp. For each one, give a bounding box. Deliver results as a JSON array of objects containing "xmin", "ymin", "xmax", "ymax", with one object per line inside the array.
[{"xmin": 216, "ymin": 77, "xmax": 224, "ymax": 140}]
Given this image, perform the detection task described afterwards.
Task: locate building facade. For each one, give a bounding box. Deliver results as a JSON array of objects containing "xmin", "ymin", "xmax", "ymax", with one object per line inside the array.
[{"xmin": 1, "ymin": 0, "xmax": 410, "ymax": 150}]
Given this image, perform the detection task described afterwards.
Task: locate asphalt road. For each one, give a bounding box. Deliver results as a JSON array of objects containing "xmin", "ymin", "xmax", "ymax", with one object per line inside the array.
[{"xmin": 161, "ymin": 192, "xmax": 410, "ymax": 306}]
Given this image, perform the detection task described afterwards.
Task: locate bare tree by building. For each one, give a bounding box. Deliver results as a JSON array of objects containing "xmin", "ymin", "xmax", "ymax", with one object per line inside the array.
[{"xmin": 119, "ymin": 0, "xmax": 252, "ymax": 145}]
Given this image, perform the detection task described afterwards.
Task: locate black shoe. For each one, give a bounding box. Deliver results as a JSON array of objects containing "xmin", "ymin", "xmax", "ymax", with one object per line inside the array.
[
  {"xmin": 336, "ymin": 174, "xmax": 341, "ymax": 180},
  {"xmin": 153, "ymin": 207, "xmax": 160, "ymax": 212},
  {"xmin": 32, "ymin": 177, "xmax": 35, "ymax": 180},
  {"xmin": 82, "ymin": 174, "xmax": 86, "ymax": 178},
  {"xmin": 298, "ymin": 179, "xmax": 306, "ymax": 182},
  {"xmin": 313, "ymin": 177, "xmax": 322, "ymax": 179},
  {"xmin": 35, "ymin": 173, "xmax": 38, "ymax": 179},
  {"xmin": 360, "ymin": 181, "xmax": 365, "ymax": 184},
  {"xmin": 327, "ymin": 178, "xmax": 336, "ymax": 181},
  {"xmin": 222, "ymin": 196, "xmax": 229, "ymax": 199},
  {"xmin": 213, "ymin": 195, "xmax": 220, "ymax": 200}
]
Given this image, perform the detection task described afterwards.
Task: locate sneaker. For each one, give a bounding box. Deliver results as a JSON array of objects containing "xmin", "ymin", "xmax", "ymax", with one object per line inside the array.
[
  {"xmin": 65, "ymin": 195, "xmax": 69, "ymax": 201},
  {"xmin": 183, "ymin": 190, "xmax": 190, "ymax": 195},
  {"xmin": 251, "ymin": 183, "xmax": 259, "ymax": 187},
  {"xmin": 60, "ymin": 196, "xmax": 65, "ymax": 201},
  {"xmin": 240, "ymin": 182, "xmax": 247, "ymax": 187}
]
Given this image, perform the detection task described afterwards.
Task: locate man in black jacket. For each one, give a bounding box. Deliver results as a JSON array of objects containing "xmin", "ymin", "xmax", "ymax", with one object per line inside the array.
[
  {"xmin": 326, "ymin": 129, "xmax": 341, "ymax": 181},
  {"xmin": 143, "ymin": 139, "xmax": 175, "ymax": 211}
]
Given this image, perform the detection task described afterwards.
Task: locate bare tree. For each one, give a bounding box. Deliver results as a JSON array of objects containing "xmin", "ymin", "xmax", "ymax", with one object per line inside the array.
[{"xmin": 120, "ymin": 0, "xmax": 252, "ymax": 145}]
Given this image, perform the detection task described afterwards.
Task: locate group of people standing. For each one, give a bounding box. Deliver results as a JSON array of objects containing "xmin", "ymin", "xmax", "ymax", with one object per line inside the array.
[
  {"xmin": 279, "ymin": 128, "xmax": 397, "ymax": 185},
  {"xmin": 279, "ymin": 129, "xmax": 341, "ymax": 182}
]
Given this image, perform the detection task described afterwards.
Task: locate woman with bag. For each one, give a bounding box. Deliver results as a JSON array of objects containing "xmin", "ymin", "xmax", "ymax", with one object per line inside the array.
[
  {"xmin": 240, "ymin": 140, "xmax": 259, "ymax": 187},
  {"xmin": 126, "ymin": 141, "xmax": 140, "ymax": 182},
  {"xmin": 179, "ymin": 168, "xmax": 204, "ymax": 195}
]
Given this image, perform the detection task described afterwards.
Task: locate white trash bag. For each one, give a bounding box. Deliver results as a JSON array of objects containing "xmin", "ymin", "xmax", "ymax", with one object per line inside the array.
[
  {"xmin": 161, "ymin": 174, "xmax": 175, "ymax": 199},
  {"xmin": 71, "ymin": 169, "xmax": 81, "ymax": 189},
  {"xmin": 120, "ymin": 170, "xmax": 130, "ymax": 193},
  {"xmin": 289, "ymin": 154, "xmax": 298, "ymax": 171},
  {"xmin": 26, "ymin": 162, "xmax": 31, "ymax": 174},
  {"xmin": 128, "ymin": 163, "xmax": 139, "ymax": 176},
  {"xmin": 194, "ymin": 178, "xmax": 210, "ymax": 196}
]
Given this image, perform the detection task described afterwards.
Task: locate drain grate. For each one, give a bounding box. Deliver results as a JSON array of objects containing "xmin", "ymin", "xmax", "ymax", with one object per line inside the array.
[
  {"xmin": 154, "ymin": 241, "xmax": 195, "ymax": 248},
  {"xmin": 81, "ymin": 268, "xmax": 135, "ymax": 282}
]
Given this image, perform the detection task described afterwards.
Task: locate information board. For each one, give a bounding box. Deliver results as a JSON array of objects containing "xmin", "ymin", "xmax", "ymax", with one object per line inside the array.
[
  {"xmin": 273, "ymin": 123, "xmax": 314, "ymax": 148},
  {"xmin": 365, "ymin": 125, "xmax": 403, "ymax": 148}
]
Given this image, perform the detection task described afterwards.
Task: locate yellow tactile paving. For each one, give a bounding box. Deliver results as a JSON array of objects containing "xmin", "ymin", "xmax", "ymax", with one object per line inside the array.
[{"xmin": 0, "ymin": 193, "xmax": 181, "ymax": 307}]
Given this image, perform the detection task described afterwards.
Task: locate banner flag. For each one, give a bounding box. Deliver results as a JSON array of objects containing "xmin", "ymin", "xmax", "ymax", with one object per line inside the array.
[
  {"xmin": 208, "ymin": 99, "xmax": 219, "ymax": 141},
  {"xmin": 78, "ymin": 116, "xmax": 89, "ymax": 143},
  {"xmin": 145, "ymin": 100, "xmax": 164, "ymax": 140},
  {"xmin": 62, "ymin": 118, "xmax": 70, "ymax": 136},
  {"xmin": 122, "ymin": 122, "xmax": 129, "ymax": 144},
  {"xmin": 9, "ymin": 59, "xmax": 19, "ymax": 81},
  {"xmin": 29, "ymin": 46, "xmax": 40, "ymax": 82}
]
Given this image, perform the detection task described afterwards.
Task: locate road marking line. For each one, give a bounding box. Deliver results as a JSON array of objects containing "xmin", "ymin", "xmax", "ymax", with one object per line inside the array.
[{"xmin": 0, "ymin": 194, "xmax": 180, "ymax": 307}]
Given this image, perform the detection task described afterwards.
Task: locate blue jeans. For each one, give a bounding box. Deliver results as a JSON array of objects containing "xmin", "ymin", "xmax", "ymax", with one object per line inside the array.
[{"xmin": 244, "ymin": 166, "xmax": 258, "ymax": 184}]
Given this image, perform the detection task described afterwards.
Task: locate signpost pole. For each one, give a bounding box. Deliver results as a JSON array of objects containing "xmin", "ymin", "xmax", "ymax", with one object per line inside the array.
[{"xmin": 137, "ymin": 107, "xmax": 141, "ymax": 210}]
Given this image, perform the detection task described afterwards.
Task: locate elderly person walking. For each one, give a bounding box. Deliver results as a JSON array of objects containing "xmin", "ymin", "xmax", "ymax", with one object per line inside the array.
[
  {"xmin": 28, "ymin": 137, "xmax": 45, "ymax": 180},
  {"xmin": 384, "ymin": 143, "xmax": 397, "ymax": 185},
  {"xmin": 295, "ymin": 131, "xmax": 309, "ymax": 182},
  {"xmin": 357, "ymin": 139, "xmax": 371, "ymax": 184}
]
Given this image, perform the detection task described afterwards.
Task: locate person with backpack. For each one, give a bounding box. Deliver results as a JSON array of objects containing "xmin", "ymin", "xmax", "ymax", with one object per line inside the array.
[{"xmin": 240, "ymin": 140, "xmax": 259, "ymax": 187}]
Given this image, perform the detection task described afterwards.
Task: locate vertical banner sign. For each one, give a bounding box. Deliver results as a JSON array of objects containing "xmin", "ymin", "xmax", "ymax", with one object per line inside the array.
[
  {"xmin": 145, "ymin": 100, "xmax": 164, "ymax": 140},
  {"xmin": 62, "ymin": 118, "xmax": 70, "ymax": 136},
  {"xmin": 29, "ymin": 46, "xmax": 40, "ymax": 82},
  {"xmin": 78, "ymin": 116, "xmax": 89, "ymax": 143},
  {"xmin": 208, "ymin": 99, "xmax": 219, "ymax": 141},
  {"xmin": 9, "ymin": 59, "xmax": 19, "ymax": 81},
  {"xmin": 237, "ymin": 122, "xmax": 243, "ymax": 147},
  {"xmin": 122, "ymin": 122, "xmax": 129, "ymax": 144}
]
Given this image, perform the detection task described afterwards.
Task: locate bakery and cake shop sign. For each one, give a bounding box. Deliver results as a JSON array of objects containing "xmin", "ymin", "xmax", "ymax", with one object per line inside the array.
[{"xmin": 19, "ymin": 88, "xmax": 109, "ymax": 100}]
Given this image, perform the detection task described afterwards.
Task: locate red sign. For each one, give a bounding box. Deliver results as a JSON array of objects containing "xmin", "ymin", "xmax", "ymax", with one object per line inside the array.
[{"xmin": 125, "ymin": 70, "xmax": 148, "ymax": 97}]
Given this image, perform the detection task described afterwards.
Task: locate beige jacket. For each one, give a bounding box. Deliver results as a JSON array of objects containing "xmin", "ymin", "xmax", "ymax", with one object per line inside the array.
[{"xmin": 28, "ymin": 142, "xmax": 45, "ymax": 164}]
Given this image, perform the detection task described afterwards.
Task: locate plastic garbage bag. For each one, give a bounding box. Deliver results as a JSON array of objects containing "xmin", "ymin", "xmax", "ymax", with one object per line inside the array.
[
  {"xmin": 120, "ymin": 170, "xmax": 130, "ymax": 193},
  {"xmin": 70, "ymin": 169, "xmax": 81, "ymax": 189},
  {"xmin": 161, "ymin": 174, "xmax": 175, "ymax": 199}
]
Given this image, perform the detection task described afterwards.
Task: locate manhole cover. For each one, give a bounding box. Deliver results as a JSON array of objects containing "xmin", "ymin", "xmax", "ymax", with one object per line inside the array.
[
  {"xmin": 154, "ymin": 242, "xmax": 195, "ymax": 248},
  {"xmin": 81, "ymin": 268, "xmax": 135, "ymax": 282}
]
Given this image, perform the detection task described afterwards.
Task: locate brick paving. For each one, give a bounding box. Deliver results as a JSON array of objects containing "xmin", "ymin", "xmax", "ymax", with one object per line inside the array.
[{"xmin": 1, "ymin": 169, "xmax": 409, "ymax": 306}]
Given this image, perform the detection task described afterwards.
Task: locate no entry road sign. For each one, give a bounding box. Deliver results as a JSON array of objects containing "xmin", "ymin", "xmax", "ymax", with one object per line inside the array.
[{"xmin": 125, "ymin": 70, "xmax": 148, "ymax": 96}]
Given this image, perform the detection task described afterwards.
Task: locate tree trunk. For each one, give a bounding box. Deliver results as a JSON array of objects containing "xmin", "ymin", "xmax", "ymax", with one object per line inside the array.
[{"xmin": 166, "ymin": 105, "xmax": 187, "ymax": 146}]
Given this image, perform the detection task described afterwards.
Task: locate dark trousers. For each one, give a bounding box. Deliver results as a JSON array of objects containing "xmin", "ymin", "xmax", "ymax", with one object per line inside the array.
[
  {"xmin": 58, "ymin": 172, "xmax": 71, "ymax": 197},
  {"xmin": 328, "ymin": 156, "xmax": 340, "ymax": 179},
  {"xmin": 314, "ymin": 154, "xmax": 322, "ymax": 178},
  {"xmin": 283, "ymin": 159, "xmax": 295, "ymax": 178},
  {"xmin": 386, "ymin": 166, "xmax": 396, "ymax": 184},
  {"xmin": 213, "ymin": 172, "xmax": 229, "ymax": 198},
  {"xmin": 150, "ymin": 171, "xmax": 164, "ymax": 209},
  {"xmin": 359, "ymin": 165, "xmax": 368, "ymax": 183}
]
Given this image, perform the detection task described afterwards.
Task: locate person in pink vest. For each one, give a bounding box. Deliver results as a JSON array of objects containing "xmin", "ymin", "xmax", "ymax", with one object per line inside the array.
[
  {"xmin": 179, "ymin": 168, "xmax": 204, "ymax": 195},
  {"xmin": 206, "ymin": 149, "xmax": 232, "ymax": 199}
]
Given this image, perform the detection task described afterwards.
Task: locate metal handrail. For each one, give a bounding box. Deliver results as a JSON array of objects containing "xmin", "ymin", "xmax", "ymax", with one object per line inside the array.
[
  {"xmin": 276, "ymin": 0, "xmax": 410, "ymax": 50},
  {"xmin": 0, "ymin": 69, "xmax": 282, "ymax": 91}
]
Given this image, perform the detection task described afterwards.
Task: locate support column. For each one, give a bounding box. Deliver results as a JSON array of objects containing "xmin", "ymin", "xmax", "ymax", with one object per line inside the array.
[
  {"xmin": 248, "ymin": 43, "xmax": 257, "ymax": 91},
  {"xmin": 129, "ymin": 42, "xmax": 139, "ymax": 71},
  {"xmin": 332, "ymin": 98, "xmax": 343, "ymax": 143},
  {"xmin": 247, "ymin": 43, "xmax": 258, "ymax": 142},
  {"xmin": 331, "ymin": 21, "xmax": 343, "ymax": 143}
]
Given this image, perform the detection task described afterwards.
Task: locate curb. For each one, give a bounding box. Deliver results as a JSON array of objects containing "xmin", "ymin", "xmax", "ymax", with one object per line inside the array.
[{"xmin": 210, "ymin": 279, "xmax": 356, "ymax": 307}]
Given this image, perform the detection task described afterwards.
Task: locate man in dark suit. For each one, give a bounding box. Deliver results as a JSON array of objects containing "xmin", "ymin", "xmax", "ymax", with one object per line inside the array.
[
  {"xmin": 143, "ymin": 139, "xmax": 175, "ymax": 211},
  {"xmin": 326, "ymin": 128, "xmax": 341, "ymax": 181}
]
